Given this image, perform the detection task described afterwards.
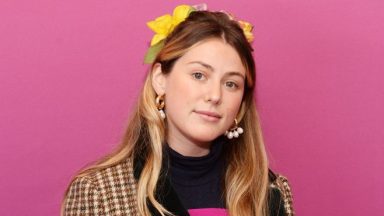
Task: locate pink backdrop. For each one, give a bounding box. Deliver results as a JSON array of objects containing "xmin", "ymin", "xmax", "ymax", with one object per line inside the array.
[{"xmin": 1, "ymin": 0, "xmax": 383, "ymax": 215}]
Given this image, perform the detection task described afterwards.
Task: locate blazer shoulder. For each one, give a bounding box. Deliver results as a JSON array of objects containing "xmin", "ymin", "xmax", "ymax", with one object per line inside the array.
[
  {"xmin": 64, "ymin": 158, "xmax": 138, "ymax": 215},
  {"xmin": 72, "ymin": 157, "xmax": 136, "ymax": 188},
  {"xmin": 64, "ymin": 174, "xmax": 105, "ymax": 215},
  {"xmin": 268, "ymin": 169, "xmax": 295, "ymax": 216}
]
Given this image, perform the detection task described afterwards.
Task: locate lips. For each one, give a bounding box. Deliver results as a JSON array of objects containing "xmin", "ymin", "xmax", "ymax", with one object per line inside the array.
[{"xmin": 194, "ymin": 110, "xmax": 222, "ymax": 121}]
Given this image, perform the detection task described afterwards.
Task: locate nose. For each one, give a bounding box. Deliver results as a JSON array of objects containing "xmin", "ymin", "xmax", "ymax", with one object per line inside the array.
[{"xmin": 205, "ymin": 80, "xmax": 222, "ymax": 104}]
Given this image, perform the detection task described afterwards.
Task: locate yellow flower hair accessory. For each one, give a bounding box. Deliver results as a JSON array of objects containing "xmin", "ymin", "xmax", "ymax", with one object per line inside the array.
[
  {"xmin": 144, "ymin": 4, "xmax": 199, "ymax": 63},
  {"xmin": 146, "ymin": 5, "xmax": 196, "ymax": 46},
  {"xmin": 144, "ymin": 4, "xmax": 254, "ymax": 64},
  {"xmin": 238, "ymin": 20, "xmax": 254, "ymax": 43},
  {"xmin": 220, "ymin": 10, "xmax": 254, "ymax": 43}
]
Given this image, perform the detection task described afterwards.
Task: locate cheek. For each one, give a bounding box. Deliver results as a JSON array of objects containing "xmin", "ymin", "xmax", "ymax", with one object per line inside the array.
[
  {"xmin": 224, "ymin": 94, "xmax": 244, "ymax": 120},
  {"xmin": 164, "ymin": 77, "xmax": 194, "ymax": 111}
]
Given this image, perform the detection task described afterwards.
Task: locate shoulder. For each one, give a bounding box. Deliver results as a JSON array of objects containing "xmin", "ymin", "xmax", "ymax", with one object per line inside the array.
[
  {"xmin": 63, "ymin": 158, "xmax": 138, "ymax": 215},
  {"xmin": 76, "ymin": 157, "xmax": 137, "ymax": 191},
  {"xmin": 64, "ymin": 174, "xmax": 103, "ymax": 215},
  {"xmin": 268, "ymin": 169, "xmax": 295, "ymax": 216}
]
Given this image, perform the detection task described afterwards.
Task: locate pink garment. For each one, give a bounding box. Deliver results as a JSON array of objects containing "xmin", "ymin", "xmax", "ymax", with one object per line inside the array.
[{"xmin": 188, "ymin": 208, "xmax": 228, "ymax": 216}]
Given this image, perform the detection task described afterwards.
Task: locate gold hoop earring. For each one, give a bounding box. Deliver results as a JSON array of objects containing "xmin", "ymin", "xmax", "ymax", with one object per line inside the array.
[
  {"xmin": 225, "ymin": 118, "xmax": 243, "ymax": 139},
  {"xmin": 156, "ymin": 95, "xmax": 166, "ymax": 119}
]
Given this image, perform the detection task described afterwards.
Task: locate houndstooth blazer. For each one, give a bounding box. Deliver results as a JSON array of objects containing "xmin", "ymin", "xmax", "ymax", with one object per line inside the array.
[{"xmin": 63, "ymin": 157, "xmax": 294, "ymax": 216}]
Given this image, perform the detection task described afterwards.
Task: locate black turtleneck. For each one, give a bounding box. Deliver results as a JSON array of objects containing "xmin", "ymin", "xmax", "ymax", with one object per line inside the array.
[{"xmin": 165, "ymin": 139, "xmax": 226, "ymax": 210}]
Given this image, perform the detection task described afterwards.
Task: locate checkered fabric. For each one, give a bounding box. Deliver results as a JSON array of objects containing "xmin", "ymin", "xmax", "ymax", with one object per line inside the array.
[
  {"xmin": 63, "ymin": 158, "xmax": 294, "ymax": 216},
  {"xmin": 64, "ymin": 158, "xmax": 138, "ymax": 215},
  {"xmin": 270, "ymin": 174, "xmax": 295, "ymax": 216}
]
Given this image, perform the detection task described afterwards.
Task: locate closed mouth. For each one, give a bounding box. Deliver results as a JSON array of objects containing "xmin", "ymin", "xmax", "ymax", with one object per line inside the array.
[{"xmin": 194, "ymin": 110, "xmax": 222, "ymax": 119}]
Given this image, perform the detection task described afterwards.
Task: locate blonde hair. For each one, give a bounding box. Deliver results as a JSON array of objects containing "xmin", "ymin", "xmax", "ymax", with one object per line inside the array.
[{"xmin": 62, "ymin": 11, "xmax": 269, "ymax": 216}]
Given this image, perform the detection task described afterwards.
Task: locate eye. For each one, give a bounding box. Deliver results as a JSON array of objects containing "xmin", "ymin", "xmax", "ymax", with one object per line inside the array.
[
  {"xmin": 225, "ymin": 81, "xmax": 239, "ymax": 89},
  {"xmin": 192, "ymin": 72, "xmax": 206, "ymax": 80}
]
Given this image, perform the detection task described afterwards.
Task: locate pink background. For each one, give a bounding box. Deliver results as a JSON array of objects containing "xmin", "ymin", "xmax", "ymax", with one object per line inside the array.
[{"xmin": 1, "ymin": 0, "xmax": 383, "ymax": 215}]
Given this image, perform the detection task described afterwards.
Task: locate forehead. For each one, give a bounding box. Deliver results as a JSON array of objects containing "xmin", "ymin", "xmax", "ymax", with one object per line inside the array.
[{"xmin": 175, "ymin": 38, "xmax": 246, "ymax": 76}]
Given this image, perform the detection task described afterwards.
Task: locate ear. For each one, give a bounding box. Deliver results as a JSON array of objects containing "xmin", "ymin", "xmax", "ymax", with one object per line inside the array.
[{"xmin": 151, "ymin": 63, "xmax": 167, "ymax": 95}]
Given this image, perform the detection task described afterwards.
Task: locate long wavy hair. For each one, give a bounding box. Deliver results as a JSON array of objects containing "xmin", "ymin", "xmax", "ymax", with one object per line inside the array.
[{"xmin": 62, "ymin": 11, "xmax": 269, "ymax": 216}]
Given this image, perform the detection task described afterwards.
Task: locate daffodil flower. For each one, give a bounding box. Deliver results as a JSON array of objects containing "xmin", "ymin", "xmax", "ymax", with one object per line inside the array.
[
  {"xmin": 172, "ymin": 5, "xmax": 194, "ymax": 26},
  {"xmin": 238, "ymin": 20, "xmax": 254, "ymax": 42},
  {"xmin": 147, "ymin": 5, "xmax": 194, "ymax": 46}
]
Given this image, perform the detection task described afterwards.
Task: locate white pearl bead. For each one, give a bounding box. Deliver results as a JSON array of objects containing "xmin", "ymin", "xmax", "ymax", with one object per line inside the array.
[
  {"xmin": 159, "ymin": 110, "xmax": 166, "ymax": 119},
  {"xmin": 227, "ymin": 132, "xmax": 234, "ymax": 139},
  {"xmin": 233, "ymin": 131, "xmax": 239, "ymax": 138},
  {"xmin": 237, "ymin": 127, "xmax": 243, "ymax": 134}
]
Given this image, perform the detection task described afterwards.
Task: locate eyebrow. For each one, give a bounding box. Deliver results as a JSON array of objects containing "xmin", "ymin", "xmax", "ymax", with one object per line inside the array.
[{"xmin": 187, "ymin": 61, "xmax": 245, "ymax": 79}]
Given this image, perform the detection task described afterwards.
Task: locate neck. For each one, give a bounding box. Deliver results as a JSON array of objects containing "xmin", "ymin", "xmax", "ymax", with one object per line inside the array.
[{"xmin": 167, "ymin": 135, "xmax": 211, "ymax": 157}]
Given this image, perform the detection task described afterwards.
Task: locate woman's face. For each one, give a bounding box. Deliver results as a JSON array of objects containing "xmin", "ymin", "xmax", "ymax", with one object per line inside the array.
[{"xmin": 152, "ymin": 38, "xmax": 246, "ymax": 155}]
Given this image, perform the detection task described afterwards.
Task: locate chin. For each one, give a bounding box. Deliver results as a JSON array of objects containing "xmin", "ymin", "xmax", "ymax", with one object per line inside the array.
[{"xmin": 190, "ymin": 132, "xmax": 222, "ymax": 144}]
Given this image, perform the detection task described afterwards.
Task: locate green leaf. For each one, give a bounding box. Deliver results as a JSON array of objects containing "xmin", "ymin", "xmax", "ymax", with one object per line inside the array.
[{"xmin": 143, "ymin": 40, "xmax": 165, "ymax": 64}]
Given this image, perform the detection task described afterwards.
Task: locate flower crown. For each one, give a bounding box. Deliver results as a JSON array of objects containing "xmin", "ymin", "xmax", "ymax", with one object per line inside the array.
[{"xmin": 144, "ymin": 4, "xmax": 254, "ymax": 64}]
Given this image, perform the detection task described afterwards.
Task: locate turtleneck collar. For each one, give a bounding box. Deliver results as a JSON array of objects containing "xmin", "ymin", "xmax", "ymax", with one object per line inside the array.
[{"xmin": 166, "ymin": 137, "xmax": 226, "ymax": 186}]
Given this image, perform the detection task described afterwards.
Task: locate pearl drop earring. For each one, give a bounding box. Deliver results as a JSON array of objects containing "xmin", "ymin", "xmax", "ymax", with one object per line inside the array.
[{"xmin": 225, "ymin": 118, "xmax": 243, "ymax": 139}]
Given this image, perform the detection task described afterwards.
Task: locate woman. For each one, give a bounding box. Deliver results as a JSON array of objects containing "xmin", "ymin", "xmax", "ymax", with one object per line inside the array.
[{"xmin": 62, "ymin": 4, "xmax": 294, "ymax": 216}]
